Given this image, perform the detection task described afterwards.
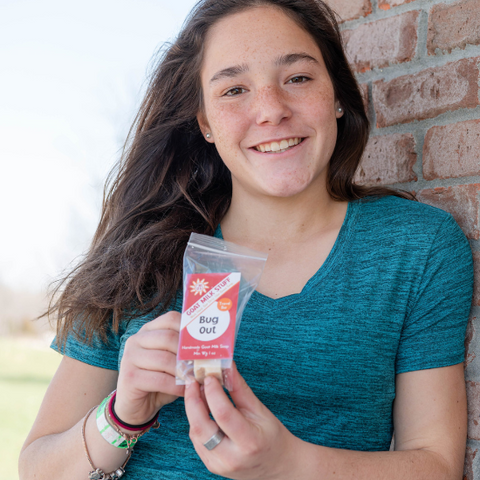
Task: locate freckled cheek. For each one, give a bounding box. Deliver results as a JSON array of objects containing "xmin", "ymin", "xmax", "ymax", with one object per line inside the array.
[
  {"xmin": 301, "ymin": 92, "xmax": 336, "ymax": 121},
  {"xmin": 207, "ymin": 105, "xmax": 251, "ymax": 154}
]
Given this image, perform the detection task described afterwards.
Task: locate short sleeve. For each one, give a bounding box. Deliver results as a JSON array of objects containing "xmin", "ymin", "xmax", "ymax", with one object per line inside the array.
[
  {"xmin": 50, "ymin": 319, "xmax": 122, "ymax": 371},
  {"xmin": 396, "ymin": 214, "xmax": 474, "ymax": 373}
]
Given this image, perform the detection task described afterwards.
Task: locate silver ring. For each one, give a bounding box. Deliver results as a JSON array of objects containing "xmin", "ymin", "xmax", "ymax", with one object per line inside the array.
[{"xmin": 203, "ymin": 429, "xmax": 225, "ymax": 450}]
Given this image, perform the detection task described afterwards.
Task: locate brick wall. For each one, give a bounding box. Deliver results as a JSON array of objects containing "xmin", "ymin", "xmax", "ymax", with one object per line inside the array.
[{"xmin": 325, "ymin": 0, "xmax": 480, "ymax": 476}]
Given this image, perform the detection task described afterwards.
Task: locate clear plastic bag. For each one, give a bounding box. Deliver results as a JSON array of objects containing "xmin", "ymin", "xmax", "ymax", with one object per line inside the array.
[{"xmin": 176, "ymin": 232, "xmax": 267, "ymax": 390}]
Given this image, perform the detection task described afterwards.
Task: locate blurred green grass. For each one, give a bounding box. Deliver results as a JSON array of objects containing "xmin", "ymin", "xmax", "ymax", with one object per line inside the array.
[{"xmin": 0, "ymin": 336, "xmax": 62, "ymax": 480}]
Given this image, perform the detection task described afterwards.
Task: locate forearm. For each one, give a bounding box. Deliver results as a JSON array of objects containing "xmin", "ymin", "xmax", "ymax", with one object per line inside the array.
[
  {"xmin": 19, "ymin": 406, "xmax": 128, "ymax": 480},
  {"xmin": 291, "ymin": 440, "xmax": 458, "ymax": 480}
]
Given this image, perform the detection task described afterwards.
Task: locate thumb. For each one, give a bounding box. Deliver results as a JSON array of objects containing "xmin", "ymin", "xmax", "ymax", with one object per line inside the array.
[{"xmin": 228, "ymin": 362, "xmax": 264, "ymax": 414}]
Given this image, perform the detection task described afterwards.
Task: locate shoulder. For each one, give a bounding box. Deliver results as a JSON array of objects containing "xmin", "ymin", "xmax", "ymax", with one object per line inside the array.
[
  {"xmin": 358, "ymin": 194, "xmax": 451, "ymax": 227},
  {"xmin": 350, "ymin": 195, "xmax": 472, "ymax": 268},
  {"xmin": 354, "ymin": 195, "xmax": 462, "ymax": 241}
]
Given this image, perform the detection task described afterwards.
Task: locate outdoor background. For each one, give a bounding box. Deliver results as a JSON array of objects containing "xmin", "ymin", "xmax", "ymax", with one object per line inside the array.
[
  {"xmin": 0, "ymin": 1, "xmax": 198, "ymax": 478},
  {"xmin": 1, "ymin": 0, "xmax": 480, "ymax": 479}
]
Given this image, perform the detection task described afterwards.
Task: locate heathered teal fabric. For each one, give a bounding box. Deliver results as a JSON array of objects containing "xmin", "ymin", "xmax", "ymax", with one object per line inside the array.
[{"xmin": 52, "ymin": 196, "xmax": 474, "ymax": 478}]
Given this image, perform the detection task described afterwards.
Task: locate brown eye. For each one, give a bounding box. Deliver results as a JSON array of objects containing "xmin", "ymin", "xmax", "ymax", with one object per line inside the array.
[
  {"xmin": 288, "ymin": 76, "xmax": 310, "ymax": 84},
  {"xmin": 225, "ymin": 87, "xmax": 246, "ymax": 96}
]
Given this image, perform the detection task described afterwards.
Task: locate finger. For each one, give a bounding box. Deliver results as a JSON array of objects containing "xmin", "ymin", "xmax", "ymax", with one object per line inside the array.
[
  {"xmin": 128, "ymin": 349, "xmax": 178, "ymax": 377},
  {"xmin": 203, "ymin": 375, "xmax": 252, "ymax": 444},
  {"xmin": 132, "ymin": 328, "xmax": 179, "ymax": 354},
  {"xmin": 199, "ymin": 384, "xmax": 209, "ymax": 412},
  {"xmin": 227, "ymin": 362, "xmax": 264, "ymax": 415},
  {"xmin": 120, "ymin": 368, "xmax": 185, "ymax": 398},
  {"xmin": 185, "ymin": 380, "xmax": 227, "ymax": 449},
  {"xmin": 142, "ymin": 311, "xmax": 181, "ymax": 333}
]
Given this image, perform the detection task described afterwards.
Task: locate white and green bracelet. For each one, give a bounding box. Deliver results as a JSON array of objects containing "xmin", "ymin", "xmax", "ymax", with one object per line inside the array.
[{"xmin": 96, "ymin": 395, "xmax": 133, "ymax": 449}]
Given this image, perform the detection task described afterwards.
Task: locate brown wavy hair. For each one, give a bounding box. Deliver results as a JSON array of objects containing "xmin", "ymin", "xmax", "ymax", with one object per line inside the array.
[{"xmin": 50, "ymin": 0, "xmax": 414, "ymax": 345}]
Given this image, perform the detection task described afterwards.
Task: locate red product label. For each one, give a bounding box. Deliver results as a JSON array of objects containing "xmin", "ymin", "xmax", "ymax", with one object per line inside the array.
[{"xmin": 178, "ymin": 272, "xmax": 241, "ymax": 361}]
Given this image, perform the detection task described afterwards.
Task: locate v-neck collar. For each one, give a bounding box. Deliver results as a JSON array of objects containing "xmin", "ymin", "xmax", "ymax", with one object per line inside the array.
[{"xmin": 213, "ymin": 199, "xmax": 361, "ymax": 307}]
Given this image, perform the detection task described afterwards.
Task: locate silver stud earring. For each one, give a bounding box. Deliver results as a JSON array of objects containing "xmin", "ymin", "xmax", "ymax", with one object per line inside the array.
[
  {"xmin": 337, "ymin": 107, "xmax": 343, "ymax": 113},
  {"xmin": 206, "ymin": 133, "xmax": 211, "ymax": 139}
]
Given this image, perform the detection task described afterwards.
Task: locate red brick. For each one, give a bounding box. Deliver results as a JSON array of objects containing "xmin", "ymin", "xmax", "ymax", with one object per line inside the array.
[
  {"xmin": 344, "ymin": 12, "xmax": 419, "ymax": 73},
  {"xmin": 467, "ymin": 381, "xmax": 480, "ymax": 439},
  {"xmin": 423, "ymin": 120, "xmax": 480, "ymax": 180},
  {"xmin": 373, "ymin": 58, "xmax": 480, "ymax": 127},
  {"xmin": 416, "ymin": 184, "xmax": 480, "ymax": 240},
  {"xmin": 465, "ymin": 316, "xmax": 476, "ymax": 367},
  {"xmin": 474, "ymin": 252, "xmax": 480, "ymax": 306},
  {"xmin": 378, "ymin": 0, "xmax": 415, "ymax": 10},
  {"xmin": 428, "ymin": 0, "xmax": 480, "ymax": 55},
  {"xmin": 323, "ymin": 0, "xmax": 372, "ymax": 22},
  {"xmin": 354, "ymin": 134, "xmax": 417, "ymax": 185},
  {"xmin": 464, "ymin": 446, "xmax": 478, "ymax": 480}
]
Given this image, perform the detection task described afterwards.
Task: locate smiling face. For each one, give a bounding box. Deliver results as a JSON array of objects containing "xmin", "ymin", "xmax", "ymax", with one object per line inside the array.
[{"xmin": 198, "ymin": 5, "xmax": 343, "ymax": 200}]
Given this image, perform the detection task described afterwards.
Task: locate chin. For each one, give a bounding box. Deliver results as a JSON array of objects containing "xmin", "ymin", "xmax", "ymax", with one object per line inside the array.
[
  {"xmin": 260, "ymin": 180, "xmax": 313, "ymax": 198},
  {"xmin": 255, "ymin": 167, "xmax": 325, "ymax": 198}
]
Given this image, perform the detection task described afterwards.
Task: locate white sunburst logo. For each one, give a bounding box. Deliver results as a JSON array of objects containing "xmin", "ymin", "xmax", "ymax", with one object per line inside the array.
[{"xmin": 190, "ymin": 278, "xmax": 209, "ymax": 296}]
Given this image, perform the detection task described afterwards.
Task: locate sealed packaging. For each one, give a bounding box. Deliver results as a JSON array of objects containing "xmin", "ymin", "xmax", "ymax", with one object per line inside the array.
[{"xmin": 176, "ymin": 232, "xmax": 267, "ymax": 390}]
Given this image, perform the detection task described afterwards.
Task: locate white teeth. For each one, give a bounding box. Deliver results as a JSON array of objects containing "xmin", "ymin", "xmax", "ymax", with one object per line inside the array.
[{"xmin": 255, "ymin": 137, "xmax": 302, "ymax": 153}]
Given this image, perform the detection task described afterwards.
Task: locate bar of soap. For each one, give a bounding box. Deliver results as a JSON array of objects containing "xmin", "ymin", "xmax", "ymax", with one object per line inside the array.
[
  {"xmin": 194, "ymin": 359, "xmax": 223, "ymax": 384},
  {"xmin": 176, "ymin": 360, "xmax": 193, "ymax": 382}
]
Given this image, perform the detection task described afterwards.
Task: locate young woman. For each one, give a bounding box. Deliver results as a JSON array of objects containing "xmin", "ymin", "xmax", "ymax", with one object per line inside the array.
[{"xmin": 20, "ymin": 0, "xmax": 474, "ymax": 479}]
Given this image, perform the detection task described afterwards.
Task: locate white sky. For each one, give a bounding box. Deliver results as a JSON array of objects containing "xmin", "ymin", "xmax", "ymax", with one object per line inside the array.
[{"xmin": 0, "ymin": 0, "xmax": 198, "ymax": 291}]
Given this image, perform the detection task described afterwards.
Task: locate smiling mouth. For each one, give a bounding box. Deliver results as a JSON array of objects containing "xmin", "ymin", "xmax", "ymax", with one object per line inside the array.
[{"xmin": 253, "ymin": 137, "xmax": 305, "ymax": 153}]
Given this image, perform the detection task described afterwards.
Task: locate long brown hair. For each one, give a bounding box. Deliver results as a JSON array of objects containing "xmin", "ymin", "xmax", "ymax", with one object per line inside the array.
[{"xmin": 50, "ymin": 0, "xmax": 413, "ymax": 345}]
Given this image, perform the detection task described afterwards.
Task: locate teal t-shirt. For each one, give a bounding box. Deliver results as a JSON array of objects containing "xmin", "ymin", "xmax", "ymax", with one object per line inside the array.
[{"xmin": 53, "ymin": 196, "xmax": 474, "ymax": 478}]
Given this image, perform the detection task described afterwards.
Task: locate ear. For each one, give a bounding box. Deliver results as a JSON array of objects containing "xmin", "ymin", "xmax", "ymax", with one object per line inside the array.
[
  {"xmin": 197, "ymin": 111, "xmax": 214, "ymax": 143},
  {"xmin": 334, "ymin": 101, "xmax": 344, "ymax": 119}
]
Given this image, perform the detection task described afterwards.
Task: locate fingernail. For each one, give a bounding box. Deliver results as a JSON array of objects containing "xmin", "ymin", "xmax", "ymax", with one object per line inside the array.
[{"xmin": 204, "ymin": 376, "xmax": 212, "ymax": 386}]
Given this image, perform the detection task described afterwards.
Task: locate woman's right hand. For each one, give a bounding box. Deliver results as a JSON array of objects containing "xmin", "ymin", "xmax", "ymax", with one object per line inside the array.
[{"xmin": 114, "ymin": 311, "xmax": 185, "ymax": 426}]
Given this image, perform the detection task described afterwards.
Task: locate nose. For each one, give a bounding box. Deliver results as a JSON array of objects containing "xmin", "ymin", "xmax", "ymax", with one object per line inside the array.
[{"xmin": 253, "ymin": 85, "xmax": 292, "ymax": 126}]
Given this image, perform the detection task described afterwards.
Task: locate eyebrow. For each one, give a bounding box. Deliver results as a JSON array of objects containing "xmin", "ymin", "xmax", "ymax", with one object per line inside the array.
[
  {"xmin": 209, "ymin": 52, "xmax": 319, "ymax": 84},
  {"xmin": 210, "ymin": 63, "xmax": 249, "ymax": 84},
  {"xmin": 274, "ymin": 52, "xmax": 319, "ymax": 67}
]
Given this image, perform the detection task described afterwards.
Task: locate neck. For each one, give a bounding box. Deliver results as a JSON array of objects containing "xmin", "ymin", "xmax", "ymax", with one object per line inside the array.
[{"xmin": 220, "ymin": 182, "xmax": 347, "ymax": 251}]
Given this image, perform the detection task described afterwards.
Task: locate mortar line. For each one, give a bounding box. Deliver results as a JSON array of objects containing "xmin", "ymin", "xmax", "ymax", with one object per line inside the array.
[
  {"xmin": 471, "ymin": 239, "xmax": 480, "ymax": 251},
  {"xmin": 339, "ymin": 0, "xmax": 462, "ymax": 30},
  {"xmin": 390, "ymin": 174, "xmax": 480, "ymax": 192},
  {"xmin": 416, "ymin": 8, "xmax": 429, "ymax": 61},
  {"xmin": 366, "ymin": 107, "xmax": 480, "ymax": 137},
  {"xmin": 355, "ymin": 46, "xmax": 480, "ymax": 84}
]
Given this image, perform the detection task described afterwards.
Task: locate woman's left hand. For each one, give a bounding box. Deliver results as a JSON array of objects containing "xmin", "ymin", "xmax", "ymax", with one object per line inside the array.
[{"xmin": 184, "ymin": 362, "xmax": 301, "ymax": 480}]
